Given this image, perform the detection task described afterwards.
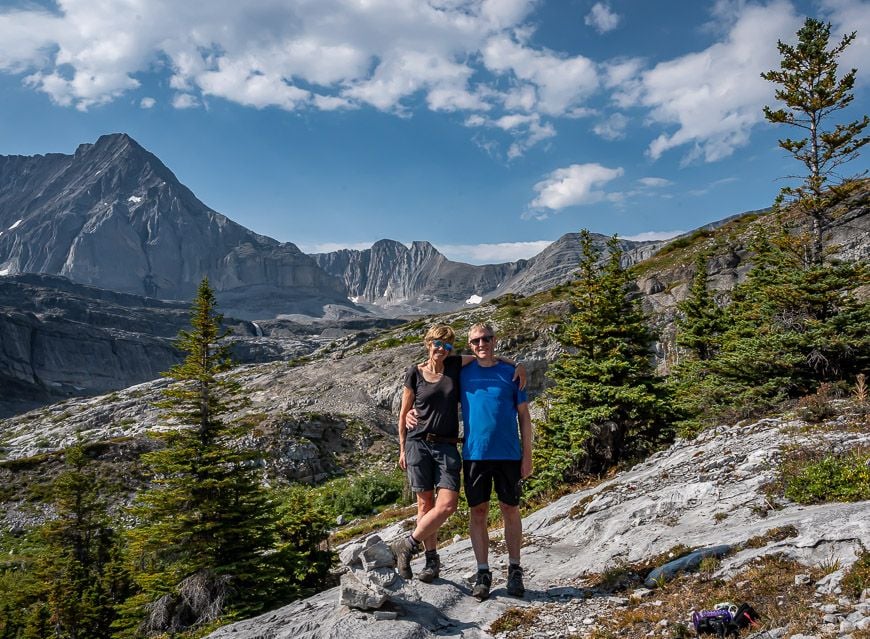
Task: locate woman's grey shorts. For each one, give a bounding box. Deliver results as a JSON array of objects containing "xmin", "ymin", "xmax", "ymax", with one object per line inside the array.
[{"xmin": 404, "ymin": 438, "xmax": 461, "ymax": 493}]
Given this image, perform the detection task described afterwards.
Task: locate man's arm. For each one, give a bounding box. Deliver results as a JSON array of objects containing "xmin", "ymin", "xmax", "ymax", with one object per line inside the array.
[
  {"xmin": 517, "ymin": 402, "xmax": 533, "ymax": 479},
  {"xmin": 397, "ymin": 387, "xmax": 415, "ymax": 469}
]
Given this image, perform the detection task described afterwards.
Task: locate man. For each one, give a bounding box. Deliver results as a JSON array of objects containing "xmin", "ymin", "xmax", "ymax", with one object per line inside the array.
[{"xmin": 461, "ymin": 323, "xmax": 532, "ymax": 600}]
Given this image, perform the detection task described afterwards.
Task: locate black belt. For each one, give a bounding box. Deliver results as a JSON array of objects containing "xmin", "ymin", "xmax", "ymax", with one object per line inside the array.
[{"xmin": 424, "ymin": 433, "xmax": 463, "ymax": 445}]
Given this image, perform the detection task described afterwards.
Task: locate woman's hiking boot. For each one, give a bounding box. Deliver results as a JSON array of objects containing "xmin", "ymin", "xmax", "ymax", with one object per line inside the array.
[
  {"xmin": 418, "ymin": 552, "xmax": 440, "ymax": 583},
  {"xmin": 506, "ymin": 564, "xmax": 525, "ymax": 597},
  {"xmin": 389, "ymin": 536, "xmax": 418, "ymax": 579},
  {"xmin": 472, "ymin": 569, "xmax": 492, "ymax": 600}
]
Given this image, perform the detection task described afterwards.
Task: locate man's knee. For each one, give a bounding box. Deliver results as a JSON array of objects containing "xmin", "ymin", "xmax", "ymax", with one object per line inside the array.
[
  {"xmin": 499, "ymin": 502, "xmax": 520, "ymax": 518},
  {"xmin": 470, "ymin": 502, "xmax": 489, "ymax": 521}
]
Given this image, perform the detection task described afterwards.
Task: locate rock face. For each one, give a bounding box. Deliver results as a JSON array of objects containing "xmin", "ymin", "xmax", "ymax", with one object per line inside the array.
[
  {"xmin": 312, "ymin": 235, "xmax": 662, "ymax": 315},
  {"xmin": 205, "ymin": 414, "xmax": 870, "ymax": 639},
  {"xmin": 312, "ymin": 239, "xmax": 524, "ymax": 314},
  {"xmin": 0, "ymin": 133, "xmax": 349, "ymax": 319},
  {"xmin": 0, "ymin": 274, "xmax": 389, "ymax": 417}
]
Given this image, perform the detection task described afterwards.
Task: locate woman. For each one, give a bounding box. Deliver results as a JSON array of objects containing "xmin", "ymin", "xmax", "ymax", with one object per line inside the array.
[{"xmin": 391, "ymin": 324, "xmax": 524, "ymax": 583}]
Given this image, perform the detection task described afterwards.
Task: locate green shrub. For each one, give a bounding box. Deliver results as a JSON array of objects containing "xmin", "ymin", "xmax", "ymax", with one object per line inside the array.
[
  {"xmin": 783, "ymin": 449, "xmax": 870, "ymax": 504},
  {"xmin": 842, "ymin": 550, "xmax": 870, "ymax": 598},
  {"xmin": 316, "ymin": 470, "xmax": 406, "ymax": 518}
]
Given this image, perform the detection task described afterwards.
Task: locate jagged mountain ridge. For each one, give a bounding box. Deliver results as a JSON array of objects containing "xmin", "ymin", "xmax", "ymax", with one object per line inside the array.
[
  {"xmin": 0, "ymin": 134, "xmax": 349, "ymax": 319},
  {"xmin": 311, "ymin": 234, "xmax": 663, "ymax": 313},
  {"xmin": 0, "ymin": 133, "xmax": 667, "ymax": 318}
]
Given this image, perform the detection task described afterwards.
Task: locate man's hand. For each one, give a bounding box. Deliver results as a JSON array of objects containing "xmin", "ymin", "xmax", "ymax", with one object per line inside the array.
[
  {"xmin": 398, "ymin": 449, "xmax": 407, "ymax": 470},
  {"xmin": 406, "ymin": 407, "xmax": 419, "ymax": 429},
  {"xmin": 512, "ymin": 363, "xmax": 527, "ymax": 390},
  {"xmin": 521, "ymin": 455, "xmax": 533, "ymax": 479}
]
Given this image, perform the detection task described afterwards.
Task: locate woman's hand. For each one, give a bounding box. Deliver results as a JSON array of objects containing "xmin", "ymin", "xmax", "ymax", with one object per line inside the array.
[
  {"xmin": 513, "ymin": 362, "xmax": 527, "ymax": 390},
  {"xmin": 406, "ymin": 408, "xmax": 419, "ymax": 429}
]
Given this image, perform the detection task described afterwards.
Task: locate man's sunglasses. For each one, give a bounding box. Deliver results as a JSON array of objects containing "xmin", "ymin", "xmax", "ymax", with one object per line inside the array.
[
  {"xmin": 431, "ymin": 340, "xmax": 453, "ymax": 351},
  {"xmin": 469, "ymin": 335, "xmax": 494, "ymax": 346}
]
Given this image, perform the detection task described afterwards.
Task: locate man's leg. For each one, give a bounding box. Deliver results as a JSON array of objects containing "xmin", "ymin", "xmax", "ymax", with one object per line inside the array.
[
  {"xmin": 469, "ymin": 502, "xmax": 490, "ymax": 566},
  {"xmin": 500, "ymin": 501, "xmax": 522, "ymax": 564},
  {"xmin": 500, "ymin": 502, "xmax": 525, "ymax": 597}
]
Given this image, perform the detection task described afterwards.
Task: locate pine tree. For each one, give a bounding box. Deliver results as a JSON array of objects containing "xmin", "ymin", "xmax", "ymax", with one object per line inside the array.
[
  {"xmin": 532, "ymin": 232, "xmax": 673, "ymax": 493},
  {"xmin": 120, "ymin": 278, "xmax": 277, "ymax": 637},
  {"xmin": 762, "ymin": 17, "xmax": 869, "ymax": 263},
  {"xmin": 673, "ymin": 228, "xmax": 870, "ymax": 426},
  {"xmin": 31, "ymin": 444, "xmax": 128, "ymax": 639},
  {"xmin": 668, "ymin": 252, "xmax": 727, "ymax": 436},
  {"xmin": 675, "ymin": 252, "xmax": 725, "ymax": 362}
]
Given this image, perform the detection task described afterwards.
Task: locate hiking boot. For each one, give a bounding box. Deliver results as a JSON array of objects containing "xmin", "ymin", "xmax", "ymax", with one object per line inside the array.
[
  {"xmin": 472, "ymin": 569, "xmax": 492, "ymax": 600},
  {"xmin": 418, "ymin": 553, "xmax": 441, "ymax": 583},
  {"xmin": 507, "ymin": 564, "xmax": 525, "ymax": 597},
  {"xmin": 389, "ymin": 536, "xmax": 417, "ymax": 579}
]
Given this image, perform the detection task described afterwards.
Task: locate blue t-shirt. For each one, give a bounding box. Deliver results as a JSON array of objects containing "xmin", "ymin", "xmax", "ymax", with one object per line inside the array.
[{"xmin": 460, "ymin": 361, "xmax": 528, "ymax": 461}]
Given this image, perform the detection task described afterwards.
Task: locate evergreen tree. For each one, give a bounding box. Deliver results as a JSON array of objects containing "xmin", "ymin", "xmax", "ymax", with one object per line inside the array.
[
  {"xmin": 668, "ymin": 252, "xmax": 727, "ymax": 436},
  {"xmin": 672, "ymin": 228, "xmax": 870, "ymax": 427},
  {"xmin": 119, "ymin": 278, "xmax": 277, "ymax": 637},
  {"xmin": 532, "ymin": 232, "xmax": 673, "ymax": 493},
  {"xmin": 762, "ymin": 17, "xmax": 869, "ymax": 263},
  {"xmin": 674, "ymin": 252, "xmax": 725, "ymax": 362},
  {"xmin": 31, "ymin": 444, "xmax": 128, "ymax": 639}
]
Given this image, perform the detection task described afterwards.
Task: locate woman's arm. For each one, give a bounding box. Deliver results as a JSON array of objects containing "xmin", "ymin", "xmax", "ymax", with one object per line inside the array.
[
  {"xmin": 397, "ymin": 386, "xmax": 415, "ymax": 470},
  {"xmin": 460, "ymin": 354, "xmax": 527, "ymax": 389}
]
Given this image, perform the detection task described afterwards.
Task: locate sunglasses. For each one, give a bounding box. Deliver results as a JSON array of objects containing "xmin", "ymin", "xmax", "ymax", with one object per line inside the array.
[
  {"xmin": 430, "ymin": 340, "xmax": 453, "ymax": 351},
  {"xmin": 469, "ymin": 335, "xmax": 494, "ymax": 346}
]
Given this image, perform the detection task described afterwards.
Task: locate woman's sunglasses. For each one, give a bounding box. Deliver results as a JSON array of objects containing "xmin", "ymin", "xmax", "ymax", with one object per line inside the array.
[
  {"xmin": 469, "ymin": 335, "xmax": 494, "ymax": 346},
  {"xmin": 431, "ymin": 340, "xmax": 453, "ymax": 351}
]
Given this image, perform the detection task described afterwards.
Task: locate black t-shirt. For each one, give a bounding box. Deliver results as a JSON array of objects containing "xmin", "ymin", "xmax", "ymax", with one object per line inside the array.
[{"xmin": 403, "ymin": 355, "xmax": 461, "ymax": 439}]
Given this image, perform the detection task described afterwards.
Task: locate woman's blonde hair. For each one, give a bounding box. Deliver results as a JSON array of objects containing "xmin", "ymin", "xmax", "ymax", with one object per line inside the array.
[{"xmin": 424, "ymin": 324, "xmax": 455, "ymax": 344}]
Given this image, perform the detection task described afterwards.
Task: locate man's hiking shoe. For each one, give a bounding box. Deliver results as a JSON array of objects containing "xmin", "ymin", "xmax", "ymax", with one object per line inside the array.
[
  {"xmin": 418, "ymin": 553, "xmax": 441, "ymax": 583},
  {"xmin": 389, "ymin": 536, "xmax": 417, "ymax": 579},
  {"xmin": 472, "ymin": 569, "xmax": 492, "ymax": 600},
  {"xmin": 507, "ymin": 564, "xmax": 525, "ymax": 597}
]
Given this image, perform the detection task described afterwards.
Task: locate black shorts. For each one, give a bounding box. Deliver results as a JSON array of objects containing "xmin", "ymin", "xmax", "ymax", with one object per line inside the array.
[
  {"xmin": 463, "ymin": 459, "xmax": 522, "ymax": 507},
  {"xmin": 404, "ymin": 439, "xmax": 461, "ymax": 493}
]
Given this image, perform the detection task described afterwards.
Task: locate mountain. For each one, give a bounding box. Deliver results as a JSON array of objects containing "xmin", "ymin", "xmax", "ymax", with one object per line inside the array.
[
  {"xmin": 0, "ymin": 133, "xmax": 350, "ymax": 319},
  {"xmin": 0, "ymin": 134, "xmax": 673, "ymax": 318},
  {"xmin": 311, "ymin": 234, "xmax": 662, "ymax": 314}
]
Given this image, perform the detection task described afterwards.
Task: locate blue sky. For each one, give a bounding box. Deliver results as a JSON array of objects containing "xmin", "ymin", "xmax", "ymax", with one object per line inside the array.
[{"xmin": 0, "ymin": 0, "xmax": 867, "ymax": 264}]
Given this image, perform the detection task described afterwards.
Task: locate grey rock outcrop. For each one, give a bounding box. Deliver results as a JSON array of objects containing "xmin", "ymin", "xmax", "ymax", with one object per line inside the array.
[
  {"xmin": 205, "ymin": 414, "xmax": 869, "ymax": 639},
  {"xmin": 0, "ymin": 274, "xmax": 361, "ymax": 417},
  {"xmin": 0, "ymin": 133, "xmax": 350, "ymax": 319}
]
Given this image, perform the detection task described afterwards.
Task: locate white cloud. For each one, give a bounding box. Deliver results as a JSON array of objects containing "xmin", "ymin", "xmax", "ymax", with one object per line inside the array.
[
  {"xmin": 0, "ymin": 0, "xmax": 545, "ymax": 120},
  {"xmin": 821, "ymin": 0, "xmax": 870, "ymax": 80},
  {"xmin": 593, "ymin": 112, "xmax": 628, "ymax": 140},
  {"xmin": 436, "ymin": 240, "xmax": 553, "ymax": 263},
  {"xmin": 638, "ymin": 1, "xmax": 802, "ymax": 163},
  {"xmin": 622, "ymin": 230, "xmax": 685, "ymax": 242},
  {"xmin": 528, "ymin": 163, "xmax": 624, "ymax": 215},
  {"xmin": 139, "ymin": 96, "xmax": 155, "ymax": 108},
  {"xmin": 585, "ymin": 2, "xmax": 621, "ymax": 34},
  {"xmin": 637, "ymin": 177, "xmax": 671, "ymax": 188},
  {"xmin": 482, "ymin": 35, "xmax": 599, "ymax": 115},
  {"xmin": 465, "ymin": 112, "xmax": 556, "ymax": 159},
  {"xmin": 172, "ymin": 93, "xmax": 198, "ymax": 109}
]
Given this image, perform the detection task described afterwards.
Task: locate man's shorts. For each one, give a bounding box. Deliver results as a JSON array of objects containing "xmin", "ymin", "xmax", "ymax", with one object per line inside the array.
[
  {"xmin": 463, "ymin": 459, "xmax": 522, "ymax": 507},
  {"xmin": 404, "ymin": 438, "xmax": 461, "ymax": 493}
]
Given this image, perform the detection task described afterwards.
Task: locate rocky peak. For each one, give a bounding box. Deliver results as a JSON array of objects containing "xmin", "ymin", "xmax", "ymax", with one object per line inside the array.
[{"xmin": 0, "ymin": 134, "xmax": 350, "ymax": 318}]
